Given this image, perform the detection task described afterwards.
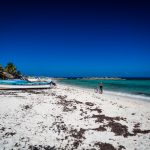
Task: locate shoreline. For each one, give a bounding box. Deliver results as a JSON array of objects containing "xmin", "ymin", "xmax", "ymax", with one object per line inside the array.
[
  {"xmin": 0, "ymin": 83, "xmax": 150, "ymax": 149},
  {"xmin": 58, "ymin": 82, "xmax": 150, "ymax": 102}
]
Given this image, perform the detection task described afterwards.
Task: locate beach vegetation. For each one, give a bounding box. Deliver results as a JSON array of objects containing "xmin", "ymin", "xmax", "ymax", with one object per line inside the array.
[
  {"xmin": 0, "ymin": 62, "xmax": 22, "ymax": 79},
  {"xmin": 5, "ymin": 63, "xmax": 17, "ymax": 75}
]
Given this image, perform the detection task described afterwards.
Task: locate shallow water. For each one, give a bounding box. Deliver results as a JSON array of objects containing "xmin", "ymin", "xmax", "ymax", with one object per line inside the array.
[{"xmin": 58, "ymin": 78, "xmax": 150, "ymax": 100}]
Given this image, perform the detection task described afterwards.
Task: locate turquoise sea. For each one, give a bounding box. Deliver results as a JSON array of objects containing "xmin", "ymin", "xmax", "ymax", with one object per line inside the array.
[{"xmin": 58, "ymin": 78, "xmax": 150, "ymax": 100}]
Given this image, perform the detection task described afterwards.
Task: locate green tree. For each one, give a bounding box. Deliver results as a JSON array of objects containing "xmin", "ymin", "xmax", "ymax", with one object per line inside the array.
[{"xmin": 5, "ymin": 63, "xmax": 17, "ymax": 75}]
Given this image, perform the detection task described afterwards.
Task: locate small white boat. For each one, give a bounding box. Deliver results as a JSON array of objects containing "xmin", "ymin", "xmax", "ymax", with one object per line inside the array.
[
  {"xmin": 27, "ymin": 78, "xmax": 52, "ymax": 82},
  {"xmin": 0, "ymin": 84, "xmax": 51, "ymax": 90},
  {"xmin": 27, "ymin": 78, "xmax": 41, "ymax": 82}
]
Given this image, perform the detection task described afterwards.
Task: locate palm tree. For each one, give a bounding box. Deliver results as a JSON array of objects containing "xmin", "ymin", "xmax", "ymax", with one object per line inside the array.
[{"xmin": 5, "ymin": 63, "xmax": 17, "ymax": 75}]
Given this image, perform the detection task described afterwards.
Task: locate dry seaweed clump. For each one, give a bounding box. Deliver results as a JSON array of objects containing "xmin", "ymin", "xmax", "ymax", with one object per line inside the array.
[
  {"xmin": 70, "ymin": 128, "xmax": 86, "ymax": 139},
  {"xmin": 74, "ymin": 99, "xmax": 83, "ymax": 104},
  {"xmin": 3, "ymin": 132, "xmax": 16, "ymax": 138},
  {"xmin": 57, "ymin": 99, "xmax": 76, "ymax": 112},
  {"xmin": 89, "ymin": 107, "xmax": 102, "ymax": 113},
  {"xmin": 133, "ymin": 128, "xmax": 150, "ymax": 135},
  {"xmin": 22, "ymin": 104, "xmax": 32, "ymax": 110},
  {"xmin": 56, "ymin": 95, "xmax": 79, "ymax": 112},
  {"xmin": 92, "ymin": 114, "xmax": 126, "ymax": 123},
  {"xmin": 132, "ymin": 122, "xmax": 150, "ymax": 136},
  {"xmin": 94, "ymin": 142, "xmax": 116, "ymax": 150},
  {"xmin": 91, "ymin": 114, "xmax": 132, "ymax": 137},
  {"xmin": 56, "ymin": 95, "xmax": 67, "ymax": 100},
  {"xmin": 118, "ymin": 145, "xmax": 126, "ymax": 150},
  {"xmin": 91, "ymin": 113, "xmax": 150, "ymax": 137},
  {"xmin": 69, "ymin": 128, "xmax": 86, "ymax": 149},
  {"xmin": 29, "ymin": 145, "xmax": 56, "ymax": 150},
  {"xmin": 85, "ymin": 102, "xmax": 94, "ymax": 106},
  {"xmin": 106, "ymin": 122, "xmax": 131, "ymax": 137},
  {"xmin": 72, "ymin": 140, "xmax": 82, "ymax": 149}
]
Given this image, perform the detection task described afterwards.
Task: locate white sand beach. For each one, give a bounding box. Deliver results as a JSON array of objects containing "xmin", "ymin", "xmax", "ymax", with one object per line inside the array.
[{"xmin": 0, "ymin": 84, "xmax": 150, "ymax": 150}]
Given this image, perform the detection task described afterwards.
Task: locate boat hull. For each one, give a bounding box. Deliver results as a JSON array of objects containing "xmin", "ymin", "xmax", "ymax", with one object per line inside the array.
[{"xmin": 0, "ymin": 84, "xmax": 51, "ymax": 90}]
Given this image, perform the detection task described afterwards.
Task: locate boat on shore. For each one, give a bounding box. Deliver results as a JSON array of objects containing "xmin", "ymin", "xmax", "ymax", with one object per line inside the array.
[
  {"xmin": 0, "ymin": 84, "xmax": 51, "ymax": 90},
  {"xmin": 0, "ymin": 79, "xmax": 52, "ymax": 90},
  {"xmin": 27, "ymin": 77, "xmax": 52, "ymax": 82}
]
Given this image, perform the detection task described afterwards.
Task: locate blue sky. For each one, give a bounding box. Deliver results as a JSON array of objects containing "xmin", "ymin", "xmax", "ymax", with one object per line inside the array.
[{"xmin": 0, "ymin": 0, "xmax": 150, "ymax": 77}]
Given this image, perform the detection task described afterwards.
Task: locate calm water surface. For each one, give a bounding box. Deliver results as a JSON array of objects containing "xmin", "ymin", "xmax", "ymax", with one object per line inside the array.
[{"xmin": 58, "ymin": 79, "xmax": 150, "ymax": 100}]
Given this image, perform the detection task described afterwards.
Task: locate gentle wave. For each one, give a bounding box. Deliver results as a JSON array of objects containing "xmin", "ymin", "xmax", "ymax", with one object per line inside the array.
[{"xmin": 104, "ymin": 90, "xmax": 150, "ymax": 101}]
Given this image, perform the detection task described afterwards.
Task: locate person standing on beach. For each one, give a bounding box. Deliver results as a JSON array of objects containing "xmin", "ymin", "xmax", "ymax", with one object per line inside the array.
[{"xmin": 99, "ymin": 82, "xmax": 103, "ymax": 94}]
